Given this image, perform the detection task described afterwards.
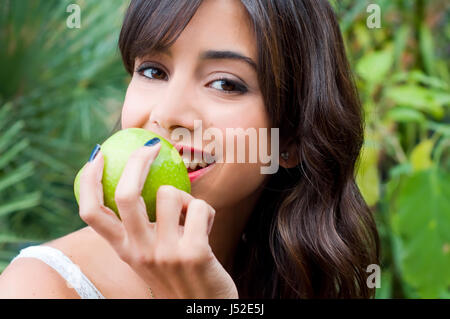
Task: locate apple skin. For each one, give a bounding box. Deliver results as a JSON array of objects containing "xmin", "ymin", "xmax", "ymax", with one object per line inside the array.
[{"xmin": 74, "ymin": 128, "xmax": 191, "ymax": 222}]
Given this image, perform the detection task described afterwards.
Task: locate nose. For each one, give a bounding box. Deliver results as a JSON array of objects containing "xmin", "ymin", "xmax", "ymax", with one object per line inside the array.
[{"xmin": 145, "ymin": 74, "xmax": 201, "ymax": 141}]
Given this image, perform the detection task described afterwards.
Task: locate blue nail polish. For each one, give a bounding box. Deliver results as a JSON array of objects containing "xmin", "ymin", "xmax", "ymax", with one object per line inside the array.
[
  {"xmin": 89, "ymin": 144, "xmax": 101, "ymax": 162},
  {"xmin": 144, "ymin": 137, "xmax": 160, "ymax": 147}
]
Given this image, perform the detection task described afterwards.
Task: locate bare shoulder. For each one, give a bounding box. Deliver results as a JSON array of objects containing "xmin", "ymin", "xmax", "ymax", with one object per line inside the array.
[
  {"xmin": 0, "ymin": 255, "xmax": 80, "ymax": 298},
  {"xmin": 0, "ymin": 226, "xmax": 109, "ymax": 298},
  {"xmin": 0, "ymin": 226, "xmax": 151, "ymax": 299},
  {"xmin": 43, "ymin": 226, "xmax": 114, "ymax": 268},
  {"xmin": 44, "ymin": 226, "xmax": 152, "ymax": 298},
  {"xmin": 0, "ymin": 228, "xmax": 100, "ymax": 299}
]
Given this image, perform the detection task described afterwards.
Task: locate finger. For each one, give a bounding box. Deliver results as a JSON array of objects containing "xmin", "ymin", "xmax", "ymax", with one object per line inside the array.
[
  {"xmin": 114, "ymin": 141, "xmax": 161, "ymax": 239},
  {"xmin": 79, "ymin": 148, "xmax": 124, "ymax": 246},
  {"xmin": 155, "ymin": 185, "xmax": 194, "ymax": 245},
  {"xmin": 182, "ymin": 199, "xmax": 215, "ymax": 244}
]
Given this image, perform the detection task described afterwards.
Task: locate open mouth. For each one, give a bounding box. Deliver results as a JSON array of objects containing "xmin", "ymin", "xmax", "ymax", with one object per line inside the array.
[
  {"xmin": 178, "ymin": 147, "xmax": 216, "ymax": 173},
  {"xmin": 187, "ymin": 164, "xmax": 209, "ymax": 173}
]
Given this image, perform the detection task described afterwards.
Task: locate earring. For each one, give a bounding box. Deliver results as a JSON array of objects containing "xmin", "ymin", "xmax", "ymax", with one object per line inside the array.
[{"xmin": 280, "ymin": 151, "xmax": 289, "ymax": 161}]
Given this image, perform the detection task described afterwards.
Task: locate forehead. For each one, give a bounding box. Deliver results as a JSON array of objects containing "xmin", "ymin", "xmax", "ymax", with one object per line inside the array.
[{"xmin": 163, "ymin": 0, "xmax": 257, "ymax": 63}]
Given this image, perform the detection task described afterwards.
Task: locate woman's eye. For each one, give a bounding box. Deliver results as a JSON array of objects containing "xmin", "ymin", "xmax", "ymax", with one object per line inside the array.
[
  {"xmin": 137, "ymin": 65, "xmax": 168, "ymax": 81},
  {"xmin": 209, "ymin": 79, "xmax": 248, "ymax": 94},
  {"xmin": 136, "ymin": 64, "xmax": 247, "ymax": 94}
]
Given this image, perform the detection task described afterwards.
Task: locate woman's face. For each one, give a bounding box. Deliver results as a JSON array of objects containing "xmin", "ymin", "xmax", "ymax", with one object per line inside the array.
[{"xmin": 122, "ymin": 0, "xmax": 270, "ymax": 212}]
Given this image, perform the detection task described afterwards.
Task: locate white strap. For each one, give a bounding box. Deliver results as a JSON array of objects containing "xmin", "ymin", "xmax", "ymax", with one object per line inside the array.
[{"xmin": 11, "ymin": 245, "xmax": 105, "ymax": 299}]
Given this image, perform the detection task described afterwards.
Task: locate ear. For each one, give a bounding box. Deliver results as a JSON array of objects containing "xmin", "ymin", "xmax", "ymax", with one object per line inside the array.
[{"xmin": 279, "ymin": 143, "xmax": 299, "ymax": 169}]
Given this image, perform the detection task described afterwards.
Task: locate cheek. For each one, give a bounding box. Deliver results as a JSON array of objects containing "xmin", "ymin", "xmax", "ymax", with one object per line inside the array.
[
  {"xmin": 121, "ymin": 82, "xmax": 149, "ymax": 129},
  {"xmin": 217, "ymin": 103, "xmax": 270, "ymax": 161},
  {"xmin": 210, "ymin": 96, "xmax": 268, "ymax": 134},
  {"xmin": 201, "ymin": 104, "xmax": 270, "ymax": 208}
]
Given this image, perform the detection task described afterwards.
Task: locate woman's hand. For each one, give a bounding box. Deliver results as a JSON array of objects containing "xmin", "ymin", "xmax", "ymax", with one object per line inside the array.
[{"xmin": 78, "ymin": 142, "xmax": 238, "ymax": 299}]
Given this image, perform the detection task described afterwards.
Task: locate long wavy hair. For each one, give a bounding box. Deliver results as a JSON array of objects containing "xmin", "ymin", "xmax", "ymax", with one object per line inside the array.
[{"xmin": 117, "ymin": 0, "xmax": 380, "ymax": 298}]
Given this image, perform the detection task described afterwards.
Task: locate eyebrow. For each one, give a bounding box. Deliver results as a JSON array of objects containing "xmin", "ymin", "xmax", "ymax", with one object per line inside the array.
[
  {"xmin": 153, "ymin": 48, "xmax": 257, "ymax": 71},
  {"xmin": 200, "ymin": 50, "xmax": 257, "ymax": 71}
]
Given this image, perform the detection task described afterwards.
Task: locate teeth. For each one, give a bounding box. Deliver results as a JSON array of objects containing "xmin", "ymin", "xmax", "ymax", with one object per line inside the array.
[
  {"xmin": 180, "ymin": 152, "xmax": 213, "ymax": 171},
  {"xmin": 182, "ymin": 157, "xmax": 190, "ymax": 169},
  {"xmin": 182, "ymin": 157, "xmax": 209, "ymax": 171},
  {"xmin": 189, "ymin": 161, "xmax": 198, "ymax": 170}
]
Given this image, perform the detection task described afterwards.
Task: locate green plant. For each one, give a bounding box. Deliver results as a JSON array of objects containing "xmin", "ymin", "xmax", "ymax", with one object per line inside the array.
[
  {"xmin": 0, "ymin": 103, "xmax": 42, "ymax": 271},
  {"xmin": 0, "ymin": 0, "xmax": 128, "ymax": 272},
  {"xmin": 336, "ymin": 0, "xmax": 450, "ymax": 298}
]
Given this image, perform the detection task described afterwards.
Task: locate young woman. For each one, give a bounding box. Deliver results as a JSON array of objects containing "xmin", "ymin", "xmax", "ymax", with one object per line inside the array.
[{"xmin": 0, "ymin": 0, "xmax": 379, "ymax": 298}]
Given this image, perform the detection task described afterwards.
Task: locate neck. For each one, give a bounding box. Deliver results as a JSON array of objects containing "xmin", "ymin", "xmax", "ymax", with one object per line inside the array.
[{"xmin": 207, "ymin": 187, "xmax": 263, "ymax": 273}]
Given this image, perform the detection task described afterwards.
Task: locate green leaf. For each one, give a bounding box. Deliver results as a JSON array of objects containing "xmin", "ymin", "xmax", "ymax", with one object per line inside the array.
[
  {"xmin": 0, "ymin": 161, "xmax": 35, "ymax": 192},
  {"xmin": 0, "ymin": 102, "xmax": 14, "ymax": 130},
  {"xmin": 433, "ymin": 91, "xmax": 450, "ymax": 106},
  {"xmin": 401, "ymin": 225, "xmax": 449, "ymax": 298},
  {"xmin": 356, "ymin": 49, "xmax": 393, "ymax": 85},
  {"xmin": 439, "ymin": 289, "xmax": 450, "ymax": 299},
  {"xmin": 353, "ymin": 24, "xmax": 371, "ymax": 51},
  {"xmin": 388, "ymin": 163, "xmax": 413, "ymax": 179},
  {"xmin": 0, "ymin": 138, "xmax": 30, "ymax": 170},
  {"xmin": 375, "ymin": 270, "xmax": 393, "ymax": 299},
  {"xmin": 385, "ymin": 107, "xmax": 426, "ymax": 124},
  {"xmin": 419, "ymin": 24, "xmax": 436, "ymax": 76},
  {"xmin": 389, "ymin": 169, "xmax": 450, "ymax": 298},
  {"xmin": 0, "ymin": 120, "xmax": 24, "ymax": 154},
  {"xmin": 339, "ymin": 1, "xmax": 370, "ymax": 33},
  {"xmin": 24, "ymin": 146, "xmax": 76, "ymax": 174},
  {"xmin": 356, "ymin": 142, "xmax": 380, "ymax": 206},
  {"xmin": 0, "ymin": 191, "xmax": 41, "ymax": 217},
  {"xmin": 410, "ymin": 139, "xmax": 434, "ymax": 172},
  {"xmin": 385, "ymin": 85, "xmax": 445, "ymax": 119},
  {"xmin": 393, "ymin": 25, "xmax": 410, "ymax": 69},
  {"xmin": 427, "ymin": 121, "xmax": 450, "ymax": 137},
  {"xmin": 408, "ymin": 70, "xmax": 448, "ymax": 90},
  {"xmin": 0, "ymin": 233, "xmax": 40, "ymax": 244}
]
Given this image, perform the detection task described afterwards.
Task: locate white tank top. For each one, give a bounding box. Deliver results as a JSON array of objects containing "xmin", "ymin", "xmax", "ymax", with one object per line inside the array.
[{"xmin": 11, "ymin": 245, "xmax": 105, "ymax": 299}]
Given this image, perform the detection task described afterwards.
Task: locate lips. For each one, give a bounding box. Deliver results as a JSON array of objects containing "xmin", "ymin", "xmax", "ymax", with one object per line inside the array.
[
  {"xmin": 187, "ymin": 162, "xmax": 215, "ymax": 183},
  {"xmin": 174, "ymin": 144, "xmax": 216, "ymax": 182}
]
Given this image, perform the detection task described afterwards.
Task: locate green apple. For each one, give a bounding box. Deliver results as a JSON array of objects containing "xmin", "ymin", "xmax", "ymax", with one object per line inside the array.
[{"xmin": 74, "ymin": 128, "xmax": 191, "ymax": 222}]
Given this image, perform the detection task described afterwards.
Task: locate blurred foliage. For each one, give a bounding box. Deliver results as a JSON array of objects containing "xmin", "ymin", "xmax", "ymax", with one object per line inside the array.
[
  {"xmin": 0, "ymin": 0, "xmax": 127, "ymax": 270},
  {"xmin": 0, "ymin": 0, "xmax": 449, "ymax": 298},
  {"xmin": 334, "ymin": 0, "xmax": 450, "ymax": 298}
]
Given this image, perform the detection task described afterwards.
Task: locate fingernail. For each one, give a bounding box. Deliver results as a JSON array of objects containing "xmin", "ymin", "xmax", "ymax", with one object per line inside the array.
[
  {"xmin": 144, "ymin": 137, "xmax": 160, "ymax": 147},
  {"xmin": 88, "ymin": 144, "xmax": 101, "ymax": 162}
]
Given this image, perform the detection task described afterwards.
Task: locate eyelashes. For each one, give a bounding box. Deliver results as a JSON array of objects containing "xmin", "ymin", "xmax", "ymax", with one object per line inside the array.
[
  {"xmin": 135, "ymin": 63, "xmax": 248, "ymax": 94},
  {"xmin": 137, "ymin": 64, "xmax": 168, "ymax": 81},
  {"xmin": 208, "ymin": 78, "xmax": 248, "ymax": 94}
]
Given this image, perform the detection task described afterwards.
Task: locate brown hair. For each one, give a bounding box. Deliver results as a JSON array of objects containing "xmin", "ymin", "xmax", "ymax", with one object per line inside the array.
[{"xmin": 118, "ymin": 0, "xmax": 380, "ymax": 298}]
